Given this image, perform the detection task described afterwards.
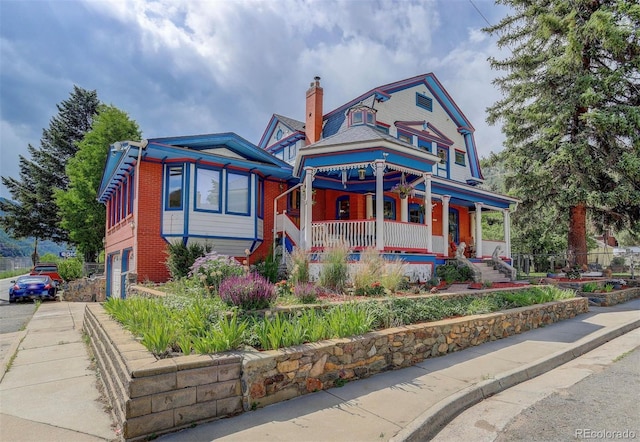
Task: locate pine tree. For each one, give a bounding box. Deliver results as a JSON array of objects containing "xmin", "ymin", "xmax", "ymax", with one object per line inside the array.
[
  {"xmin": 1, "ymin": 86, "xmax": 100, "ymax": 256},
  {"xmin": 485, "ymin": 0, "xmax": 640, "ymax": 266},
  {"xmin": 56, "ymin": 105, "xmax": 141, "ymax": 262}
]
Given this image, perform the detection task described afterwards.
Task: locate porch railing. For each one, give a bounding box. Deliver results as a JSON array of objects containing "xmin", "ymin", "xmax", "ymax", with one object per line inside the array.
[
  {"xmin": 383, "ymin": 221, "xmax": 429, "ymax": 250},
  {"xmin": 311, "ymin": 220, "xmax": 376, "ymax": 249},
  {"xmin": 275, "ymin": 213, "xmax": 300, "ymax": 245},
  {"xmin": 311, "ymin": 220, "xmax": 429, "ymax": 251}
]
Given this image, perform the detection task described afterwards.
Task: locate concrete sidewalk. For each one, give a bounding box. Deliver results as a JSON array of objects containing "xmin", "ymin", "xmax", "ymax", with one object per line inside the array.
[
  {"xmin": 0, "ymin": 302, "xmax": 116, "ymax": 442},
  {"xmin": 0, "ymin": 299, "xmax": 638, "ymax": 442}
]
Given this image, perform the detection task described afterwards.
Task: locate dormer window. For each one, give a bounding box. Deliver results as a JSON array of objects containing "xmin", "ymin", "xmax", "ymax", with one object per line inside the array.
[{"xmin": 348, "ymin": 105, "xmax": 376, "ymax": 127}]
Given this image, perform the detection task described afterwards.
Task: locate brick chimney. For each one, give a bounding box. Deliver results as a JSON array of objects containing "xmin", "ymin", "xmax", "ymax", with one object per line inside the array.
[{"xmin": 305, "ymin": 76, "xmax": 323, "ymax": 145}]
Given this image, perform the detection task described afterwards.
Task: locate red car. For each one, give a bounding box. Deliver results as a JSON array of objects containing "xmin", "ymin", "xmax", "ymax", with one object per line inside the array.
[{"xmin": 30, "ymin": 263, "xmax": 63, "ymax": 286}]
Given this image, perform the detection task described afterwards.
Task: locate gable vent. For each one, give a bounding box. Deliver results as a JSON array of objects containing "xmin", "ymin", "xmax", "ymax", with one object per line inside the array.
[{"xmin": 416, "ymin": 93, "xmax": 433, "ymax": 112}]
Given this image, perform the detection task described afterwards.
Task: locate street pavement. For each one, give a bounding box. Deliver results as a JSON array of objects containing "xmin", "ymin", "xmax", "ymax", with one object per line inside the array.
[
  {"xmin": 0, "ymin": 298, "xmax": 638, "ymax": 442},
  {"xmin": 433, "ymin": 331, "xmax": 640, "ymax": 441}
]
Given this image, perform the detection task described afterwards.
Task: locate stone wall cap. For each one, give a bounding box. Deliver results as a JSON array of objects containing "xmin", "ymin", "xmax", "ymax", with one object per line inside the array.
[{"xmin": 129, "ymin": 358, "xmax": 177, "ymax": 377}]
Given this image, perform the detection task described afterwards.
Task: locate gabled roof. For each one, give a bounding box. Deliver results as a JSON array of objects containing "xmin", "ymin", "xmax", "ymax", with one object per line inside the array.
[
  {"xmin": 275, "ymin": 114, "xmax": 305, "ymax": 132},
  {"xmin": 320, "ymin": 73, "xmax": 483, "ymax": 180},
  {"xmin": 323, "ymin": 73, "xmax": 475, "ymax": 138},
  {"xmin": 258, "ymin": 114, "xmax": 305, "ymax": 149}
]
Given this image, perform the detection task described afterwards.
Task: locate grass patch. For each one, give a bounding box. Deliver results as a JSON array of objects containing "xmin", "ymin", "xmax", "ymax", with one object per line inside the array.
[
  {"xmin": 613, "ymin": 350, "xmax": 633, "ymax": 363},
  {"xmin": 0, "ymin": 268, "xmax": 30, "ymax": 279}
]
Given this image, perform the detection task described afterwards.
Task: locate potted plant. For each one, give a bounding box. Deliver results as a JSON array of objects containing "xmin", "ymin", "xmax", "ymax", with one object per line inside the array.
[{"xmin": 391, "ymin": 182, "xmax": 415, "ymax": 199}]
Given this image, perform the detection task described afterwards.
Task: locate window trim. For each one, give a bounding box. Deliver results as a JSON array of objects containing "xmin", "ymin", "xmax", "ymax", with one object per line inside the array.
[
  {"xmin": 257, "ymin": 178, "xmax": 264, "ymax": 219},
  {"xmin": 397, "ymin": 130, "xmax": 412, "ymax": 144},
  {"xmin": 194, "ymin": 166, "xmax": 222, "ymax": 213},
  {"xmin": 225, "ymin": 170, "xmax": 251, "ymax": 216},
  {"xmin": 454, "ymin": 150, "xmax": 466, "ymax": 166},
  {"xmin": 165, "ymin": 165, "xmax": 184, "ymax": 211},
  {"xmin": 336, "ymin": 195, "xmax": 350, "ymax": 220},
  {"xmin": 373, "ymin": 196, "xmax": 396, "ymax": 220}
]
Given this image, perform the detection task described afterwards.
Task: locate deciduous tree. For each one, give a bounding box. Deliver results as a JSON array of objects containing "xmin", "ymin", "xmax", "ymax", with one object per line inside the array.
[{"xmin": 56, "ymin": 105, "xmax": 141, "ymax": 262}]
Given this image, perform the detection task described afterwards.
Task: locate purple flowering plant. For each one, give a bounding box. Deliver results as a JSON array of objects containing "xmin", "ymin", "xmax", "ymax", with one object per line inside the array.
[
  {"xmin": 189, "ymin": 251, "xmax": 244, "ymax": 294},
  {"xmin": 218, "ymin": 273, "xmax": 276, "ymax": 310}
]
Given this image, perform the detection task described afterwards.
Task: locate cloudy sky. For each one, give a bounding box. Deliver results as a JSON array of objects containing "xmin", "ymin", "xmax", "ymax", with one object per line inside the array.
[{"xmin": 0, "ymin": 0, "xmax": 512, "ymax": 199}]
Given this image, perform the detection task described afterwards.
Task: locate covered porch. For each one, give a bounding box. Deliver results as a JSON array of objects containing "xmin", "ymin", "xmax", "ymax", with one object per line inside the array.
[{"xmin": 276, "ymin": 125, "xmax": 518, "ymax": 260}]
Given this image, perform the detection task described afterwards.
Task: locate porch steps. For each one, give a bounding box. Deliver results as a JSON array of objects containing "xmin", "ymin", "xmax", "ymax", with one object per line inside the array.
[{"xmin": 474, "ymin": 259, "xmax": 512, "ymax": 283}]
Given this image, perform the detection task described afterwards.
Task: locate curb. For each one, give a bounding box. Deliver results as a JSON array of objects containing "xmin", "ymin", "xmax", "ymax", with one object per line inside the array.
[
  {"xmin": 0, "ymin": 330, "xmax": 27, "ymax": 383},
  {"xmin": 390, "ymin": 317, "xmax": 640, "ymax": 442}
]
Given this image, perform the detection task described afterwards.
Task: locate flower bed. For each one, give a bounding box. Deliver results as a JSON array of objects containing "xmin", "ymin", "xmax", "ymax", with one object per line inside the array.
[
  {"xmin": 85, "ymin": 295, "xmax": 588, "ymax": 441},
  {"xmin": 576, "ymin": 286, "xmax": 640, "ymax": 306}
]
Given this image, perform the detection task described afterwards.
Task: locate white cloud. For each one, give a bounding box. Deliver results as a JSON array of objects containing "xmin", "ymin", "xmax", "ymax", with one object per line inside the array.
[{"xmin": 1, "ymin": 0, "xmax": 512, "ymax": 198}]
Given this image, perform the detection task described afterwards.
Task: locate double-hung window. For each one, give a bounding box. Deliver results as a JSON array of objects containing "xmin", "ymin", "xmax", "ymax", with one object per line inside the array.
[
  {"xmin": 166, "ymin": 166, "xmax": 183, "ymax": 210},
  {"xmin": 226, "ymin": 172, "xmax": 250, "ymax": 215},
  {"xmin": 195, "ymin": 167, "xmax": 221, "ymax": 212}
]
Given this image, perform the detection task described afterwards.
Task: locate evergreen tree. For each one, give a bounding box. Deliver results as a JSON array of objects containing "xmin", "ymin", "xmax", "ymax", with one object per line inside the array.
[
  {"xmin": 0, "ymin": 86, "xmax": 100, "ymax": 256},
  {"xmin": 56, "ymin": 105, "xmax": 141, "ymax": 262},
  {"xmin": 484, "ymin": 0, "xmax": 640, "ymax": 266}
]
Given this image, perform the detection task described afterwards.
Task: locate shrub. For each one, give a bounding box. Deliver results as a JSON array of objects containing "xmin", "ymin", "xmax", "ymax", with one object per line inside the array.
[
  {"xmin": 611, "ymin": 256, "xmax": 626, "ymax": 266},
  {"xmin": 436, "ymin": 263, "xmax": 474, "ymax": 283},
  {"xmin": 218, "ymin": 273, "xmax": 276, "ymax": 310},
  {"xmin": 189, "ymin": 251, "xmax": 244, "ymax": 294},
  {"xmin": 252, "ymin": 248, "xmax": 280, "ymax": 283},
  {"xmin": 380, "ymin": 257, "xmax": 407, "ymax": 293},
  {"xmin": 289, "ymin": 247, "xmax": 310, "ymax": 284},
  {"xmin": 293, "ymin": 282, "xmax": 319, "ymax": 303},
  {"xmin": 38, "ymin": 253, "xmax": 60, "ymax": 264},
  {"xmin": 319, "ymin": 243, "xmax": 350, "ymax": 292},
  {"xmin": 581, "ymin": 282, "xmax": 599, "ymax": 293},
  {"xmin": 353, "ymin": 248, "xmax": 384, "ymax": 294},
  {"xmin": 166, "ymin": 241, "xmax": 212, "ymax": 279},
  {"xmin": 58, "ymin": 257, "xmax": 83, "ymax": 281}
]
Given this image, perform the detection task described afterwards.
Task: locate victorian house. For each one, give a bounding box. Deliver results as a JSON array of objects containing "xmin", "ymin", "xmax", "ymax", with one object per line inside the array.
[{"xmin": 99, "ymin": 73, "xmax": 518, "ymax": 297}]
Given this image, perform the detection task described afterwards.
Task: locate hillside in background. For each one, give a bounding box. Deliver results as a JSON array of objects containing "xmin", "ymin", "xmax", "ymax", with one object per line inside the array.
[{"xmin": 0, "ymin": 197, "xmax": 66, "ymax": 257}]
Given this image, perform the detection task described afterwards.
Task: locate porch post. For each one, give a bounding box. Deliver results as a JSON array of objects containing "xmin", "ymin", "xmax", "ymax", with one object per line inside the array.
[
  {"xmin": 365, "ymin": 193, "xmax": 374, "ymax": 219},
  {"xmin": 475, "ymin": 202, "xmax": 483, "ymax": 258},
  {"xmin": 303, "ymin": 167, "xmax": 314, "ymax": 250},
  {"xmin": 442, "ymin": 195, "xmax": 450, "ymax": 256},
  {"xmin": 504, "ymin": 208, "xmax": 511, "ymax": 259},
  {"xmin": 400, "ymin": 198, "xmax": 408, "ymax": 222},
  {"xmin": 424, "ymin": 174, "xmax": 432, "ymax": 252},
  {"xmin": 374, "ymin": 159, "xmax": 385, "ymax": 250}
]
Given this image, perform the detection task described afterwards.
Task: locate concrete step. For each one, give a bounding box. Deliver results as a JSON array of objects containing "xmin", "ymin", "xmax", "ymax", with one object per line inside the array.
[{"xmin": 474, "ymin": 263, "xmax": 511, "ymax": 283}]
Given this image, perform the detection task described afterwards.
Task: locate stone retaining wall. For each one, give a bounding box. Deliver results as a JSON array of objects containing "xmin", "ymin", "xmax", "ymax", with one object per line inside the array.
[
  {"xmin": 84, "ymin": 304, "xmax": 242, "ymax": 441},
  {"xmin": 242, "ymin": 297, "xmax": 588, "ymax": 409},
  {"xmin": 63, "ymin": 277, "xmax": 106, "ymax": 302},
  {"xmin": 576, "ymin": 287, "xmax": 640, "ymax": 306},
  {"xmin": 86, "ymin": 297, "xmax": 588, "ymax": 441}
]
